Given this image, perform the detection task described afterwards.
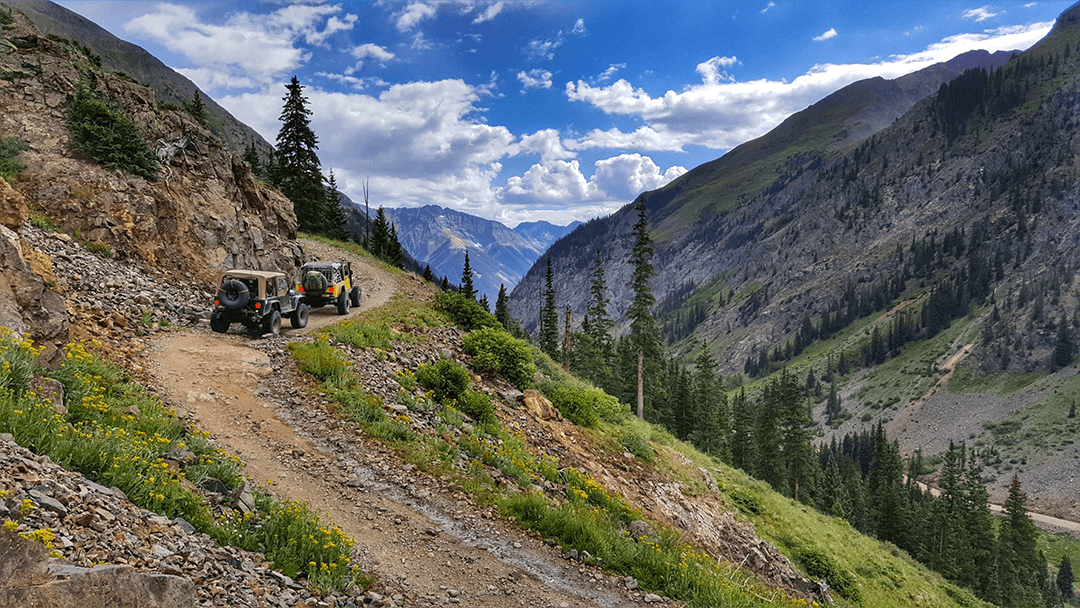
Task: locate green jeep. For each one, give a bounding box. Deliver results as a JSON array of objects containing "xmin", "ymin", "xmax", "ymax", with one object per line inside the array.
[
  {"xmin": 211, "ymin": 270, "xmax": 309, "ymax": 336},
  {"xmin": 298, "ymin": 260, "xmax": 361, "ymax": 315}
]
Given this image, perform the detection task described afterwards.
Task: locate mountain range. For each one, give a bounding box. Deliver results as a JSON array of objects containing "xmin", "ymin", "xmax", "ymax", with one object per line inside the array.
[{"xmin": 379, "ymin": 205, "xmax": 579, "ymax": 304}]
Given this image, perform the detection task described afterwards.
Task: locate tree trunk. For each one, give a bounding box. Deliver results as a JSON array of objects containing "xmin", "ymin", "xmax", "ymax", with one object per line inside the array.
[{"xmin": 637, "ymin": 350, "xmax": 644, "ymax": 419}]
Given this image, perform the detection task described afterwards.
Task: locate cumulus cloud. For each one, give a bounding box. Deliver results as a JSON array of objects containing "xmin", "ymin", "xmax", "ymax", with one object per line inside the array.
[
  {"xmin": 813, "ymin": 28, "xmax": 838, "ymax": 41},
  {"xmin": 564, "ymin": 21, "xmax": 1052, "ymax": 153},
  {"xmin": 513, "ymin": 129, "xmax": 575, "ymax": 161},
  {"xmin": 517, "ymin": 69, "xmax": 553, "ymax": 90},
  {"xmin": 963, "ymin": 6, "xmax": 1002, "ymax": 22},
  {"xmin": 125, "ymin": 3, "xmax": 353, "ymax": 93},
  {"xmin": 395, "ymin": 2, "xmax": 439, "ymax": 32},
  {"xmin": 572, "ymin": 18, "xmax": 586, "ymax": 35},
  {"xmin": 349, "ymin": 43, "xmax": 394, "ymax": 70},
  {"xmin": 592, "ymin": 154, "xmax": 687, "ymax": 200}
]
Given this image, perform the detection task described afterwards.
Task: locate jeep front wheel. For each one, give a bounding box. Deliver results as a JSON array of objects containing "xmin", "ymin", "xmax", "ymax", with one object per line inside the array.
[
  {"xmin": 210, "ymin": 316, "xmax": 230, "ymax": 333},
  {"xmin": 350, "ymin": 285, "xmax": 361, "ymax": 307},
  {"xmin": 264, "ymin": 310, "xmax": 282, "ymax": 335},
  {"xmin": 290, "ymin": 303, "xmax": 309, "ymax": 329},
  {"xmin": 336, "ymin": 291, "xmax": 350, "ymax": 315}
]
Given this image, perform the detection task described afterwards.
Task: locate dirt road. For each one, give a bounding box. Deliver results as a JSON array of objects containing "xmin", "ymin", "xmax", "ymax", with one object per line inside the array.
[{"xmin": 148, "ymin": 242, "xmax": 639, "ymax": 608}]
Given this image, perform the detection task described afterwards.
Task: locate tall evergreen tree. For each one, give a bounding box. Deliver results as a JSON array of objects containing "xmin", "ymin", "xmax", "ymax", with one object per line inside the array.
[
  {"xmin": 369, "ymin": 207, "xmax": 392, "ymax": 258},
  {"xmin": 688, "ymin": 343, "xmax": 731, "ymax": 460},
  {"xmin": 386, "ymin": 223, "xmax": 404, "ymax": 268},
  {"xmin": 460, "ymin": 250, "xmax": 477, "ymax": 300},
  {"xmin": 1052, "ymin": 313, "xmax": 1075, "ymax": 371},
  {"xmin": 578, "ymin": 249, "xmax": 616, "ymax": 390},
  {"xmin": 272, "ymin": 76, "xmax": 328, "ymax": 234},
  {"xmin": 776, "ymin": 369, "xmax": 816, "ymax": 502},
  {"xmin": 323, "ymin": 169, "xmax": 349, "ymax": 241},
  {"xmin": 997, "ymin": 474, "xmax": 1045, "ymax": 608},
  {"xmin": 867, "ymin": 423, "xmax": 908, "ymax": 546},
  {"xmin": 495, "ymin": 284, "xmax": 511, "ymax": 329},
  {"xmin": 242, "ymin": 143, "xmax": 264, "ymax": 179},
  {"xmin": 730, "ymin": 388, "xmax": 757, "ymax": 475},
  {"xmin": 626, "ymin": 199, "xmax": 664, "ymax": 421},
  {"xmin": 538, "ymin": 257, "xmax": 560, "ymax": 360},
  {"xmin": 1058, "ymin": 556, "xmax": 1074, "ymax": 600}
]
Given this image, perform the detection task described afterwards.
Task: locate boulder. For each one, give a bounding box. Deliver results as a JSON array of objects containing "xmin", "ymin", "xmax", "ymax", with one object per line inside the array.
[
  {"xmin": 521, "ymin": 389, "xmax": 562, "ymax": 421},
  {"xmin": 0, "ymin": 177, "xmax": 28, "ymax": 229}
]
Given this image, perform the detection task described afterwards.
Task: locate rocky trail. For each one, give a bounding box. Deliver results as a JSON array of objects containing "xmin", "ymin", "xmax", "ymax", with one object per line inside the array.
[{"xmin": 146, "ymin": 240, "xmax": 654, "ymax": 608}]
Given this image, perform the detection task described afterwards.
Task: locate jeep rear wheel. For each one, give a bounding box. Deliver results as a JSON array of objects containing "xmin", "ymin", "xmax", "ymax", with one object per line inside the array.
[
  {"xmin": 210, "ymin": 316, "xmax": 230, "ymax": 333},
  {"xmin": 263, "ymin": 310, "xmax": 282, "ymax": 335},
  {"xmin": 218, "ymin": 279, "xmax": 250, "ymax": 309},
  {"xmin": 350, "ymin": 285, "xmax": 361, "ymax": 307},
  {"xmin": 336, "ymin": 291, "xmax": 350, "ymax": 315},
  {"xmin": 290, "ymin": 303, "xmax": 309, "ymax": 329}
]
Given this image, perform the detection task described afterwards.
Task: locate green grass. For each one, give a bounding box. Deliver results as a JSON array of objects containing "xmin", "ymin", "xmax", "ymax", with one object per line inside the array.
[{"xmin": 948, "ymin": 367, "xmax": 1043, "ymax": 396}]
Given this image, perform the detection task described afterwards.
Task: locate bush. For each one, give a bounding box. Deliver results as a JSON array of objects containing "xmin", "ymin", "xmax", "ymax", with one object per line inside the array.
[
  {"xmin": 0, "ymin": 137, "xmax": 29, "ymax": 181},
  {"xmin": 537, "ymin": 378, "xmax": 622, "ymax": 427},
  {"xmin": 288, "ymin": 338, "xmax": 348, "ymax": 381},
  {"xmin": 621, "ymin": 433, "xmax": 653, "ymax": 462},
  {"xmin": 67, "ymin": 84, "xmax": 159, "ymax": 180},
  {"xmin": 416, "ymin": 358, "xmax": 471, "ymax": 403},
  {"xmin": 793, "ymin": 547, "xmax": 861, "ymax": 603},
  {"xmin": 463, "ymin": 327, "xmax": 535, "ymax": 388},
  {"xmin": 435, "ymin": 290, "xmax": 499, "ymax": 331},
  {"xmin": 455, "ymin": 390, "xmax": 495, "ymax": 424}
]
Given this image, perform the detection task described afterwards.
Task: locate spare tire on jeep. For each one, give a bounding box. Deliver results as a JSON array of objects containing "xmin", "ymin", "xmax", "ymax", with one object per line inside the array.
[
  {"xmin": 303, "ymin": 271, "xmax": 328, "ymax": 292},
  {"xmin": 217, "ymin": 279, "xmax": 250, "ymax": 309}
]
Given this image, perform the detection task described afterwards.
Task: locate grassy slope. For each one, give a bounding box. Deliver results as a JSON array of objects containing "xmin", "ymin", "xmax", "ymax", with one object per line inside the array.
[{"xmin": 301, "ymin": 237, "xmax": 993, "ymax": 608}]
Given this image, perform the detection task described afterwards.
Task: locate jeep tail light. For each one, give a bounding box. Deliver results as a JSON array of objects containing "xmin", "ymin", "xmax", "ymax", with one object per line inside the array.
[
  {"xmin": 255, "ymin": 302, "xmax": 261, "ymax": 309},
  {"xmin": 214, "ymin": 299, "xmax": 220, "ymax": 306}
]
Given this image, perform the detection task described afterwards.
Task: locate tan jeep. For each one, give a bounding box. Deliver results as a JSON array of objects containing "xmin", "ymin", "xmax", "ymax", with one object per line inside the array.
[{"xmin": 211, "ymin": 270, "xmax": 308, "ymax": 335}]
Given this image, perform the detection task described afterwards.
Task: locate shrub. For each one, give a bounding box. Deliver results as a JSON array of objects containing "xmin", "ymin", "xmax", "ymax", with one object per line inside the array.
[
  {"xmin": 463, "ymin": 327, "xmax": 535, "ymax": 388},
  {"xmin": 67, "ymin": 84, "xmax": 159, "ymax": 180},
  {"xmin": 416, "ymin": 358, "xmax": 471, "ymax": 403},
  {"xmin": 0, "ymin": 137, "xmax": 29, "ymax": 181},
  {"xmin": 455, "ymin": 390, "xmax": 495, "ymax": 424},
  {"xmin": 323, "ymin": 321, "xmax": 390, "ymax": 350},
  {"xmin": 793, "ymin": 546, "xmax": 861, "ymax": 603},
  {"xmin": 435, "ymin": 290, "xmax": 498, "ymax": 331},
  {"xmin": 537, "ymin": 377, "xmax": 622, "ymax": 428},
  {"xmin": 621, "ymin": 433, "xmax": 653, "ymax": 462}
]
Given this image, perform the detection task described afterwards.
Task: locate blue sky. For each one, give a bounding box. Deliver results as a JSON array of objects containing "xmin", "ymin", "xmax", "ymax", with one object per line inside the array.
[{"xmin": 55, "ymin": 1, "xmax": 1069, "ymax": 226}]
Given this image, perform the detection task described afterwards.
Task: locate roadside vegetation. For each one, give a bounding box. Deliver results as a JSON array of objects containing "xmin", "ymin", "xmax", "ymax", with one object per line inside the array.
[{"xmin": 0, "ymin": 328, "xmax": 370, "ymax": 593}]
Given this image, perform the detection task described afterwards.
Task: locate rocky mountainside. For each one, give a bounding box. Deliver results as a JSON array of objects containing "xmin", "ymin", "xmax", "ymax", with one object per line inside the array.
[
  {"xmin": 10, "ymin": 0, "xmax": 274, "ymax": 156},
  {"xmin": 0, "ymin": 7, "xmax": 300, "ymax": 362},
  {"xmin": 380, "ymin": 205, "xmax": 578, "ymax": 303},
  {"xmin": 508, "ymin": 5, "xmax": 1080, "ymax": 510}
]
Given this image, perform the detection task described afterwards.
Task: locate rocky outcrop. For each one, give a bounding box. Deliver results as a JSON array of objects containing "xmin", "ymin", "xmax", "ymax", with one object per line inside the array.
[
  {"xmin": 0, "ymin": 530, "xmax": 195, "ymax": 608},
  {"xmin": 0, "ymin": 223, "xmax": 68, "ymax": 364},
  {"xmin": 0, "ymin": 10, "xmax": 299, "ymax": 281}
]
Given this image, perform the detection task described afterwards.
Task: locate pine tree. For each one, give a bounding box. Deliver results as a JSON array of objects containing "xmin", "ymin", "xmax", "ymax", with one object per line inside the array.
[
  {"xmin": 867, "ymin": 424, "xmax": 908, "ymax": 546},
  {"xmin": 730, "ymin": 388, "xmax": 757, "ymax": 475},
  {"xmin": 186, "ymin": 89, "xmax": 209, "ymax": 127},
  {"xmin": 460, "ymin": 250, "xmax": 477, "ymax": 300},
  {"xmin": 688, "ymin": 343, "xmax": 730, "ymax": 460},
  {"xmin": 386, "ymin": 223, "xmax": 404, "ymax": 268},
  {"xmin": 776, "ymin": 369, "xmax": 816, "ymax": 503},
  {"xmin": 1052, "ymin": 314, "xmax": 1075, "ymax": 371},
  {"xmin": 997, "ymin": 474, "xmax": 1043, "ymax": 608},
  {"xmin": 495, "ymin": 284, "xmax": 511, "ymax": 329},
  {"xmin": 323, "ymin": 169, "xmax": 349, "ymax": 241},
  {"xmin": 578, "ymin": 249, "xmax": 615, "ymax": 390},
  {"xmin": 272, "ymin": 76, "xmax": 328, "ymax": 234},
  {"xmin": 1058, "ymin": 555, "xmax": 1074, "ymax": 599},
  {"xmin": 422, "ymin": 265, "xmax": 434, "ymax": 283},
  {"xmin": 369, "ymin": 207, "xmax": 392, "ymax": 258},
  {"xmin": 478, "ymin": 294, "xmax": 490, "ymax": 314},
  {"xmin": 242, "ymin": 143, "xmax": 263, "ymax": 178},
  {"xmin": 538, "ymin": 257, "xmax": 560, "ymax": 360},
  {"xmin": 626, "ymin": 199, "xmax": 664, "ymax": 421}
]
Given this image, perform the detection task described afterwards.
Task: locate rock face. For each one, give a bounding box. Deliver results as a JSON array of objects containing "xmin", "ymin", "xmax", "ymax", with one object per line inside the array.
[
  {"xmin": 0, "ymin": 530, "xmax": 195, "ymax": 608},
  {"xmin": 0, "ymin": 222, "xmax": 68, "ymax": 363},
  {"xmin": 0, "ymin": 9, "xmax": 299, "ymax": 281}
]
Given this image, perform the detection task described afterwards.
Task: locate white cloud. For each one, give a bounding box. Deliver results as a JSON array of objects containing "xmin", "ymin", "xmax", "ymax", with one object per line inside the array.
[
  {"xmin": 813, "ymin": 28, "xmax": 838, "ymax": 41},
  {"xmin": 517, "ymin": 69, "xmax": 553, "ymax": 90},
  {"xmin": 513, "ymin": 129, "xmax": 575, "ymax": 161},
  {"xmin": 762, "ymin": 2, "xmax": 775, "ymax": 13},
  {"xmin": 565, "ymin": 21, "xmax": 1052, "ymax": 154},
  {"xmin": 963, "ymin": 6, "xmax": 1001, "ymax": 22},
  {"xmin": 124, "ymin": 3, "xmax": 352, "ymax": 93},
  {"xmin": 572, "ymin": 18, "xmax": 586, "ymax": 35},
  {"xmin": 696, "ymin": 56, "xmax": 739, "ymax": 85},
  {"xmin": 598, "ymin": 63, "xmax": 626, "ymax": 82},
  {"xmin": 395, "ymin": 2, "xmax": 440, "ymax": 32},
  {"xmin": 473, "ymin": 1, "xmax": 505, "ymax": 24},
  {"xmin": 592, "ymin": 154, "xmax": 687, "ymax": 200},
  {"xmin": 350, "ymin": 43, "xmax": 395, "ymax": 69},
  {"xmin": 526, "ymin": 36, "xmax": 563, "ymax": 61}
]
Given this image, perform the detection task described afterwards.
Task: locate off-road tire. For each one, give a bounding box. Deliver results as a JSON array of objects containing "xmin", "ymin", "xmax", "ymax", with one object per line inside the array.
[
  {"xmin": 210, "ymin": 316, "xmax": 230, "ymax": 333},
  {"xmin": 336, "ymin": 291, "xmax": 350, "ymax": 315},
  {"xmin": 264, "ymin": 310, "xmax": 282, "ymax": 335},
  {"xmin": 290, "ymin": 303, "xmax": 309, "ymax": 329},
  {"xmin": 349, "ymin": 285, "xmax": 361, "ymax": 307},
  {"xmin": 218, "ymin": 279, "xmax": 250, "ymax": 309}
]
